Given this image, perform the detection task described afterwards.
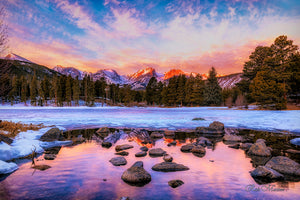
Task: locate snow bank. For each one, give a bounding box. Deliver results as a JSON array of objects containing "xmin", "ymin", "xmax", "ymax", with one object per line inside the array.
[
  {"xmin": 0, "ymin": 127, "xmax": 69, "ymax": 161},
  {"xmin": 0, "ymin": 160, "xmax": 18, "ymax": 175},
  {"xmin": 290, "ymin": 138, "xmax": 300, "ymax": 146}
]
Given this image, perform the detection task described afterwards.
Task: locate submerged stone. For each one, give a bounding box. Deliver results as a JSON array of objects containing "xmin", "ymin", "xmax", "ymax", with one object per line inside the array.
[
  {"xmin": 168, "ymin": 179, "xmax": 184, "ymax": 188},
  {"xmin": 121, "ymin": 161, "xmax": 151, "ymax": 186},
  {"xmin": 265, "ymin": 156, "xmax": 300, "ymax": 176},
  {"xmin": 149, "ymin": 148, "xmax": 166, "ymax": 157},
  {"xmin": 152, "ymin": 162, "xmax": 189, "ymax": 172},
  {"xmin": 135, "ymin": 151, "xmax": 147, "ymax": 157},
  {"xmin": 109, "ymin": 157, "xmax": 127, "ymax": 166},
  {"xmin": 115, "ymin": 144, "xmax": 134, "ymax": 152},
  {"xmin": 250, "ymin": 166, "xmax": 284, "ymax": 183}
]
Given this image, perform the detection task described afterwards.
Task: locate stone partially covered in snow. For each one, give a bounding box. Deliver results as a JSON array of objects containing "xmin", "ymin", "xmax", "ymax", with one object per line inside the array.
[
  {"xmin": 40, "ymin": 128, "xmax": 62, "ymax": 142},
  {"xmin": 265, "ymin": 156, "xmax": 300, "ymax": 176},
  {"xmin": 0, "ymin": 160, "xmax": 18, "ymax": 174}
]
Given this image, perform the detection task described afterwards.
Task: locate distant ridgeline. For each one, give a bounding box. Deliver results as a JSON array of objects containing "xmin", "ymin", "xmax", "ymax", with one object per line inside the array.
[{"xmin": 0, "ymin": 35, "xmax": 299, "ymax": 109}]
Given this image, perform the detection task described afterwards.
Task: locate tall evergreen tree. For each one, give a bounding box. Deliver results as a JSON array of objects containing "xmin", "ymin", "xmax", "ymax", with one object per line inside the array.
[
  {"xmin": 41, "ymin": 76, "xmax": 50, "ymax": 106},
  {"xmin": 146, "ymin": 77, "xmax": 158, "ymax": 105},
  {"xmin": 66, "ymin": 75, "xmax": 72, "ymax": 106},
  {"xmin": 191, "ymin": 74, "xmax": 204, "ymax": 106},
  {"xmin": 72, "ymin": 76, "xmax": 80, "ymax": 106},
  {"xmin": 176, "ymin": 75, "xmax": 186, "ymax": 106},
  {"xmin": 30, "ymin": 73, "xmax": 38, "ymax": 106},
  {"xmin": 204, "ymin": 67, "xmax": 222, "ymax": 106},
  {"xmin": 20, "ymin": 76, "xmax": 27, "ymax": 105}
]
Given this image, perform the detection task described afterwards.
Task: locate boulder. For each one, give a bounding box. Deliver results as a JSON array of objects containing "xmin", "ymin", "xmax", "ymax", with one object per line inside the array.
[
  {"xmin": 0, "ymin": 134, "xmax": 13, "ymax": 145},
  {"xmin": 209, "ymin": 121, "xmax": 224, "ymax": 130},
  {"xmin": 191, "ymin": 146, "xmax": 206, "ymax": 154},
  {"xmin": 265, "ymin": 156, "xmax": 300, "ymax": 176},
  {"xmin": 149, "ymin": 148, "xmax": 166, "ymax": 157},
  {"xmin": 150, "ymin": 132, "xmax": 164, "ymax": 139},
  {"xmin": 256, "ymin": 139, "xmax": 266, "ymax": 144},
  {"xmin": 152, "ymin": 162, "xmax": 189, "ymax": 172},
  {"xmin": 115, "ymin": 144, "xmax": 134, "ymax": 152},
  {"xmin": 223, "ymin": 134, "xmax": 243, "ymax": 142},
  {"xmin": 135, "ymin": 151, "xmax": 147, "ymax": 157},
  {"xmin": 180, "ymin": 144, "xmax": 195, "ymax": 152},
  {"xmin": 140, "ymin": 146, "xmax": 148, "ymax": 152},
  {"xmin": 167, "ymin": 141, "xmax": 177, "ymax": 147},
  {"xmin": 240, "ymin": 143, "xmax": 253, "ymax": 151},
  {"xmin": 168, "ymin": 180, "xmax": 184, "ymax": 188},
  {"xmin": 128, "ymin": 129, "xmax": 152, "ymax": 144},
  {"xmin": 44, "ymin": 146, "xmax": 61, "ymax": 155},
  {"xmin": 163, "ymin": 154, "xmax": 173, "ymax": 162},
  {"xmin": 40, "ymin": 128, "xmax": 62, "ymax": 142},
  {"xmin": 196, "ymin": 137, "xmax": 212, "ymax": 147},
  {"xmin": 44, "ymin": 154, "xmax": 56, "ymax": 160},
  {"xmin": 121, "ymin": 161, "xmax": 151, "ymax": 186},
  {"xmin": 102, "ymin": 142, "xmax": 112, "ymax": 148},
  {"xmin": 247, "ymin": 141, "xmax": 271, "ymax": 157},
  {"xmin": 250, "ymin": 166, "xmax": 284, "ymax": 183},
  {"xmin": 109, "ymin": 157, "xmax": 127, "ymax": 166},
  {"xmin": 248, "ymin": 155, "xmax": 271, "ymax": 167},
  {"xmin": 115, "ymin": 151, "xmax": 129, "ymax": 156}
]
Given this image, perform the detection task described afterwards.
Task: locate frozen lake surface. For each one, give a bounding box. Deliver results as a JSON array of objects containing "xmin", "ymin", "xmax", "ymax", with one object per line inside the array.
[{"xmin": 0, "ymin": 107, "xmax": 299, "ymax": 133}]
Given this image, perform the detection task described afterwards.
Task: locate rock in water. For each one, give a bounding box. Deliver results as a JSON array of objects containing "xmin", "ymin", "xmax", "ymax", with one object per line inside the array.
[
  {"xmin": 223, "ymin": 134, "xmax": 243, "ymax": 142},
  {"xmin": 40, "ymin": 128, "xmax": 62, "ymax": 142},
  {"xmin": 240, "ymin": 143, "xmax": 253, "ymax": 151},
  {"xmin": 163, "ymin": 154, "xmax": 173, "ymax": 162},
  {"xmin": 195, "ymin": 121, "xmax": 225, "ymax": 135},
  {"xmin": 180, "ymin": 144, "xmax": 195, "ymax": 152},
  {"xmin": 32, "ymin": 164, "xmax": 51, "ymax": 171},
  {"xmin": 102, "ymin": 142, "xmax": 112, "ymax": 148},
  {"xmin": 115, "ymin": 151, "xmax": 129, "ymax": 156},
  {"xmin": 250, "ymin": 166, "xmax": 284, "ymax": 183},
  {"xmin": 140, "ymin": 146, "xmax": 148, "ymax": 152},
  {"xmin": 115, "ymin": 144, "xmax": 134, "ymax": 152},
  {"xmin": 44, "ymin": 154, "xmax": 56, "ymax": 160},
  {"xmin": 152, "ymin": 162, "xmax": 189, "ymax": 172},
  {"xmin": 265, "ymin": 156, "xmax": 300, "ymax": 176},
  {"xmin": 121, "ymin": 161, "xmax": 151, "ymax": 186},
  {"xmin": 149, "ymin": 148, "xmax": 166, "ymax": 157},
  {"xmin": 247, "ymin": 141, "xmax": 271, "ymax": 157},
  {"xmin": 135, "ymin": 151, "xmax": 147, "ymax": 157},
  {"xmin": 150, "ymin": 132, "xmax": 164, "ymax": 139},
  {"xmin": 209, "ymin": 121, "xmax": 224, "ymax": 130},
  {"xmin": 191, "ymin": 146, "xmax": 206, "ymax": 154},
  {"xmin": 168, "ymin": 180, "xmax": 184, "ymax": 188},
  {"xmin": 109, "ymin": 157, "xmax": 127, "ymax": 166}
]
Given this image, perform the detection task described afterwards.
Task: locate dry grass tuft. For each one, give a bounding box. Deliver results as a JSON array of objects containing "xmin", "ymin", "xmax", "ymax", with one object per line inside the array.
[{"xmin": 0, "ymin": 120, "xmax": 45, "ymax": 138}]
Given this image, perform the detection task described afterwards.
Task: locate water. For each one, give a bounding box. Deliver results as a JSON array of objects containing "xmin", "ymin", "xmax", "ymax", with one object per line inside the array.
[
  {"xmin": 1, "ymin": 132, "xmax": 299, "ymax": 200},
  {"xmin": 0, "ymin": 107, "xmax": 300, "ymax": 133}
]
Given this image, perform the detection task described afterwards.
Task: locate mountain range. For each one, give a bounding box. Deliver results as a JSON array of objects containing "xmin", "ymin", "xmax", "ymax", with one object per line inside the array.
[{"xmin": 1, "ymin": 53, "xmax": 242, "ymax": 89}]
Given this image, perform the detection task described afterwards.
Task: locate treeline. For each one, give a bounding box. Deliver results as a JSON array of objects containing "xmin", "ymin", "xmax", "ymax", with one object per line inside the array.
[{"xmin": 4, "ymin": 74, "xmax": 146, "ymax": 107}]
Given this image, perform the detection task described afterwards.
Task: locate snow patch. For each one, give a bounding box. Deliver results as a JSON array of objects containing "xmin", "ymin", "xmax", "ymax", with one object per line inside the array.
[{"xmin": 0, "ymin": 160, "xmax": 18, "ymax": 175}]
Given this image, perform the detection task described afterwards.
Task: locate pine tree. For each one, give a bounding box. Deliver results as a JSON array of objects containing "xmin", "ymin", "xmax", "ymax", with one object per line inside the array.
[
  {"xmin": 72, "ymin": 76, "xmax": 80, "ymax": 106},
  {"xmin": 176, "ymin": 75, "xmax": 186, "ymax": 106},
  {"xmin": 167, "ymin": 77, "xmax": 178, "ymax": 106},
  {"xmin": 30, "ymin": 73, "xmax": 38, "ymax": 106},
  {"xmin": 204, "ymin": 67, "xmax": 222, "ymax": 106},
  {"xmin": 41, "ymin": 76, "xmax": 50, "ymax": 106},
  {"xmin": 184, "ymin": 75, "xmax": 194, "ymax": 106},
  {"xmin": 161, "ymin": 83, "xmax": 169, "ymax": 106},
  {"xmin": 146, "ymin": 77, "xmax": 157, "ymax": 105},
  {"xmin": 66, "ymin": 75, "xmax": 72, "ymax": 106},
  {"xmin": 20, "ymin": 76, "xmax": 27, "ymax": 105},
  {"xmin": 191, "ymin": 74, "xmax": 204, "ymax": 106}
]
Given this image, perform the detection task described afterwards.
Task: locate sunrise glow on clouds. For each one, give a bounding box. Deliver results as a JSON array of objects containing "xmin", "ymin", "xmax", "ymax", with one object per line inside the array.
[{"xmin": 4, "ymin": 0, "xmax": 300, "ymax": 74}]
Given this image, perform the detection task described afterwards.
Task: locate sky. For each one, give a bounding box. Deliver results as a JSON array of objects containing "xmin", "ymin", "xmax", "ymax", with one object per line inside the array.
[{"xmin": 3, "ymin": 0, "xmax": 300, "ymax": 75}]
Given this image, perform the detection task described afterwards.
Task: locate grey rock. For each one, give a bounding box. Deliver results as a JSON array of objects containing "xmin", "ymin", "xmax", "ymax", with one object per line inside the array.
[
  {"xmin": 152, "ymin": 162, "xmax": 189, "ymax": 172},
  {"xmin": 44, "ymin": 154, "xmax": 56, "ymax": 160},
  {"xmin": 115, "ymin": 144, "xmax": 134, "ymax": 152},
  {"xmin": 228, "ymin": 144, "xmax": 240, "ymax": 149},
  {"xmin": 250, "ymin": 166, "xmax": 284, "ymax": 182},
  {"xmin": 265, "ymin": 156, "xmax": 300, "ymax": 176},
  {"xmin": 168, "ymin": 180, "xmax": 184, "ymax": 188},
  {"xmin": 121, "ymin": 161, "xmax": 151, "ymax": 186},
  {"xmin": 209, "ymin": 121, "xmax": 224, "ymax": 131},
  {"xmin": 150, "ymin": 132, "xmax": 164, "ymax": 139},
  {"xmin": 115, "ymin": 151, "xmax": 129, "ymax": 156},
  {"xmin": 247, "ymin": 141, "xmax": 271, "ymax": 157},
  {"xmin": 102, "ymin": 142, "xmax": 112, "ymax": 148},
  {"xmin": 240, "ymin": 143, "xmax": 253, "ymax": 151},
  {"xmin": 149, "ymin": 148, "xmax": 166, "ymax": 157},
  {"xmin": 109, "ymin": 157, "xmax": 127, "ymax": 166},
  {"xmin": 40, "ymin": 128, "xmax": 62, "ymax": 142},
  {"xmin": 180, "ymin": 144, "xmax": 195, "ymax": 152},
  {"xmin": 191, "ymin": 146, "xmax": 206, "ymax": 154},
  {"xmin": 223, "ymin": 134, "xmax": 243, "ymax": 142},
  {"xmin": 140, "ymin": 146, "xmax": 148, "ymax": 152},
  {"xmin": 196, "ymin": 137, "xmax": 212, "ymax": 147},
  {"xmin": 135, "ymin": 151, "xmax": 147, "ymax": 157}
]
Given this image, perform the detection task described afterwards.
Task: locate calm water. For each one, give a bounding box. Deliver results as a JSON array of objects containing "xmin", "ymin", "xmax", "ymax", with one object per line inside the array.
[{"xmin": 1, "ymin": 134, "xmax": 299, "ymax": 200}]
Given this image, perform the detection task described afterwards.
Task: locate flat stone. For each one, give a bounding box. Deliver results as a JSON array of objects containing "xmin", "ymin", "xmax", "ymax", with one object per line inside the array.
[
  {"xmin": 168, "ymin": 179, "xmax": 184, "ymax": 188},
  {"xmin": 135, "ymin": 151, "xmax": 147, "ymax": 157},
  {"xmin": 149, "ymin": 148, "xmax": 166, "ymax": 157},
  {"xmin": 191, "ymin": 146, "xmax": 206, "ymax": 154},
  {"xmin": 223, "ymin": 134, "xmax": 243, "ymax": 142},
  {"xmin": 228, "ymin": 144, "xmax": 240, "ymax": 149},
  {"xmin": 115, "ymin": 151, "xmax": 129, "ymax": 156},
  {"xmin": 115, "ymin": 144, "xmax": 134, "ymax": 152},
  {"xmin": 152, "ymin": 162, "xmax": 189, "ymax": 172},
  {"xmin": 109, "ymin": 157, "xmax": 127, "ymax": 166},
  {"xmin": 32, "ymin": 164, "xmax": 51, "ymax": 171},
  {"xmin": 102, "ymin": 142, "xmax": 112, "ymax": 148}
]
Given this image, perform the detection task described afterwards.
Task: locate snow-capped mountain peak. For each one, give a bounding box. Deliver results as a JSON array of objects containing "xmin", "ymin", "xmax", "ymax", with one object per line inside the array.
[
  {"xmin": 129, "ymin": 67, "xmax": 157, "ymax": 79},
  {"xmin": 4, "ymin": 53, "xmax": 34, "ymax": 63}
]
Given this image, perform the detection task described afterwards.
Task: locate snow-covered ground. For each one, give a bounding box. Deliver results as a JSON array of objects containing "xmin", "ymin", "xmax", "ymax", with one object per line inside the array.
[{"xmin": 1, "ymin": 106, "xmax": 299, "ymax": 133}]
